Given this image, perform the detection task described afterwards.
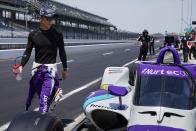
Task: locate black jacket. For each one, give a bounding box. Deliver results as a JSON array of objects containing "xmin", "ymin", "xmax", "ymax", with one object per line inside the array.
[{"xmin": 21, "ymin": 26, "xmax": 67, "ymax": 69}]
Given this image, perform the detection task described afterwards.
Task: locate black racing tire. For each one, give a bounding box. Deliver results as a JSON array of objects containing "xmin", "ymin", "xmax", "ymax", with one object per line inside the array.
[{"xmin": 7, "ymin": 111, "xmax": 63, "ymax": 131}]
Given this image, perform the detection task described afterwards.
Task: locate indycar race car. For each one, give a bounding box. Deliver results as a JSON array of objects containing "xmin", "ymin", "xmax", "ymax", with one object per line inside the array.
[{"xmin": 82, "ymin": 46, "xmax": 196, "ymax": 131}]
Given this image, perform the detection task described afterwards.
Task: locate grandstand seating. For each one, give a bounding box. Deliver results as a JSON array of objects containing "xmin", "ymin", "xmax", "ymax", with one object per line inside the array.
[
  {"xmin": 0, "ymin": 0, "xmax": 26, "ymax": 6},
  {"xmin": 0, "ymin": 0, "xmax": 139, "ymax": 39},
  {"xmin": 0, "ymin": 23, "xmax": 15, "ymax": 31},
  {"xmin": 0, "ymin": 0, "xmax": 111, "ymax": 26},
  {"xmin": 0, "ymin": 20, "xmax": 29, "ymax": 37},
  {"xmin": 23, "ymin": 0, "xmax": 113, "ymax": 26}
]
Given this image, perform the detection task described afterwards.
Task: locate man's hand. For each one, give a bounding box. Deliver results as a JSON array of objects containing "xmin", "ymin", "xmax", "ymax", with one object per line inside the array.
[
  {"xmin": 148, "ymin": 42, "xmax": 151, "ymax": 47},
  {"xmin": 137, "ymin": 41, "xmax": 140, "ymax": 47},
  {"xmin": 62, "ymin": 70, "xmax": 68, "ymax": 80},
  {"xmin": 19, "ymin": 66, "xmax": 23, "ymax": 73}
]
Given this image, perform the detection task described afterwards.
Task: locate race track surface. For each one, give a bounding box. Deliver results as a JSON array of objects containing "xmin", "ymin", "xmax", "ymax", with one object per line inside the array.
[{"xmin": 0, "ymin": 40, "xmax": 162, "ymax": 129}]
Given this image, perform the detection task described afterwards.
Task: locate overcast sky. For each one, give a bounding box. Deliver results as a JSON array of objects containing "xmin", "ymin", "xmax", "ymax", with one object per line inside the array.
[{"xmin": 55, "ymin": 0, "xmax": 195, "ymax": 34}]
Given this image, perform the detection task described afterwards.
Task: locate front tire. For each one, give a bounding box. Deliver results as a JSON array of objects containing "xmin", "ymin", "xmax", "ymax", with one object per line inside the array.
[{"xmin": 7, "ymin": 111, "xmax": 63, "ymax": 131}]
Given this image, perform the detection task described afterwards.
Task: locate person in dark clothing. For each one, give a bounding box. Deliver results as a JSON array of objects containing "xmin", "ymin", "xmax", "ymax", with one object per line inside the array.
[
  {"xmin": 164, "ymin": 35, "xmax": 174, "ymax": 47},
  {"xmin": 180, "ymin": 32, "xmax": 193, "ymax": 62},
  {"xmin": 192, "ymin": 43, "xmax": 196, "ymax": 59},
  {"xmin": 189, "ymin": 45, "xmax": 195, "ymax": 59},
  {"xmin": 17, "ymin": 7, "xmax": 68, "ymax": 112},
  {"xmin": 137, "ymin": 29, "xmax": 150, "ymax": 61},
  {"xmin": 174, "ymin": 37, "xmax": 180, "ymax": 48},
  {"xmin": 189, "ymin": 30, "xmax": 196, "ymax": 59},
  {"xmin": 149, "ymin": 35, "xmax": 155, "ymax": 55}
]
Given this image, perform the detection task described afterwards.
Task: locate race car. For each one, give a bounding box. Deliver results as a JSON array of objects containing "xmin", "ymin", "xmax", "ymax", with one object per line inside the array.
[{"xmin": 82, "ymin": 46, "xmax": 196, "ymax": 131}]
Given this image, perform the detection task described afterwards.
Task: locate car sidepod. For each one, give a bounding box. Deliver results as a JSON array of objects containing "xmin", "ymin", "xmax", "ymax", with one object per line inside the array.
[{"xmin": 83, "ymin": 88, "xmax": 134, "ymax": 130}]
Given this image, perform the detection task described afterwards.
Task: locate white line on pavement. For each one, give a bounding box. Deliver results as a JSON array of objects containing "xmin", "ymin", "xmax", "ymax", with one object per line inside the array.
[
  {"xmin": 0, "ymin": 43, "xmax": 26, "ymax": 44},
  {"xmin": 56, "ymin": 60, "xmax": 74, "ymax": 65},
  {"xmin": 122, "ymin": 59, "xmax": 137, "ymax": 67},
  {"xmin": 124, "ymin": 49, "xmax": 130, "ymax": 52},
  {"xmin": 56, "ymin": 62, "xmax": 62, "ymax": 65},
  {"xmin": 0, "ymin": 48, "xmax": 25, "ymax": 52},
  {"xmin": 67, "ymin": 59, "xmax": 74, "ymax": 63},
  {"xmin": 0, "ymin": 122, "xmax": 10, "ymax": 131},
  {"xmin": 102, "ymin": 52, "xmax": 113, "ymax": 56}
]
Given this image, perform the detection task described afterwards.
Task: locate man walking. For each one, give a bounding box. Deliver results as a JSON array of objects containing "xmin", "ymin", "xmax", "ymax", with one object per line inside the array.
[
  {"xmin": 137, "ymin": 29, "xmax": 150, "ymax": 61},
  {"xmin": 18, "ymin": 7, "xmax": 68, "ymax": 112}
]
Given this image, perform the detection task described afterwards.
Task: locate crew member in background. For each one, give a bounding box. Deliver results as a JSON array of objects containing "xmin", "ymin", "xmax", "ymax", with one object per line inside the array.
[
  {"xmin": 189, "ymin": 30, "xmax": 196, "ymax": 59},
  {"xmin": 179, "ymin": 32, "xmax": 193, "ymax": 62},
  {"xmin": 137, "ymin": 29, "xmax": 150, "ymax": 61},
  {"xmin": 174, "ymin": 36, "xmax": 180, "ymax": 48},
  {"xmin": 18, "ymin": 7, "xmax": 68, "ymax": 112},
  {"xmin": 149, "ymin": 35, "xmax": 155, "ymax": 55}
]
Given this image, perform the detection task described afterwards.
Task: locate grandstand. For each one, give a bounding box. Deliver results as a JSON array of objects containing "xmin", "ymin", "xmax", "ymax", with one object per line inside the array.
[{"xmin": 0, "ymin": 0, "xmax": 139, "ymax": 39}]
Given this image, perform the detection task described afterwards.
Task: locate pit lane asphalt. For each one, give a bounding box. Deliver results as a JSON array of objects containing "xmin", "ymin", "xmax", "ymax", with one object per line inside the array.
[{"xmin": 0, "ymin": 41, "xmax": 162, "ymax": 129}]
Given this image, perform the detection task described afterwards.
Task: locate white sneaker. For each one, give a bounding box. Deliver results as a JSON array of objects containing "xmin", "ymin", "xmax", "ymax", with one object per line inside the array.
[{"xmin": 50, "ymin": 88, "xmax": 63, "ymax": 111}]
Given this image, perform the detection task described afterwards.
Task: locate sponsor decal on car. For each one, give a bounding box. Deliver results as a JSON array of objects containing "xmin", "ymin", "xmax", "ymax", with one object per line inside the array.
[
  {"xmin": 90, "ymin": 104, "xmax": 117, "ymax": 110},
  {"xmin": 108, "ymin": 68, "xmax": 123, "ymax": 74},
  {"xmin": 141, "ymin": 68, "xmax": 187, "ymax": 77},
  {"xmin": 43, "ymin": 95, "xmax": 48, "ymax": 112}
]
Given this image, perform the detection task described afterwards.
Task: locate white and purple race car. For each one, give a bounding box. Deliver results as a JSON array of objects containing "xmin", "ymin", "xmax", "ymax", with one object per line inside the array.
[{"xmin": 82, "ymin": 46, "xmax": 196, "ymax": 131}]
